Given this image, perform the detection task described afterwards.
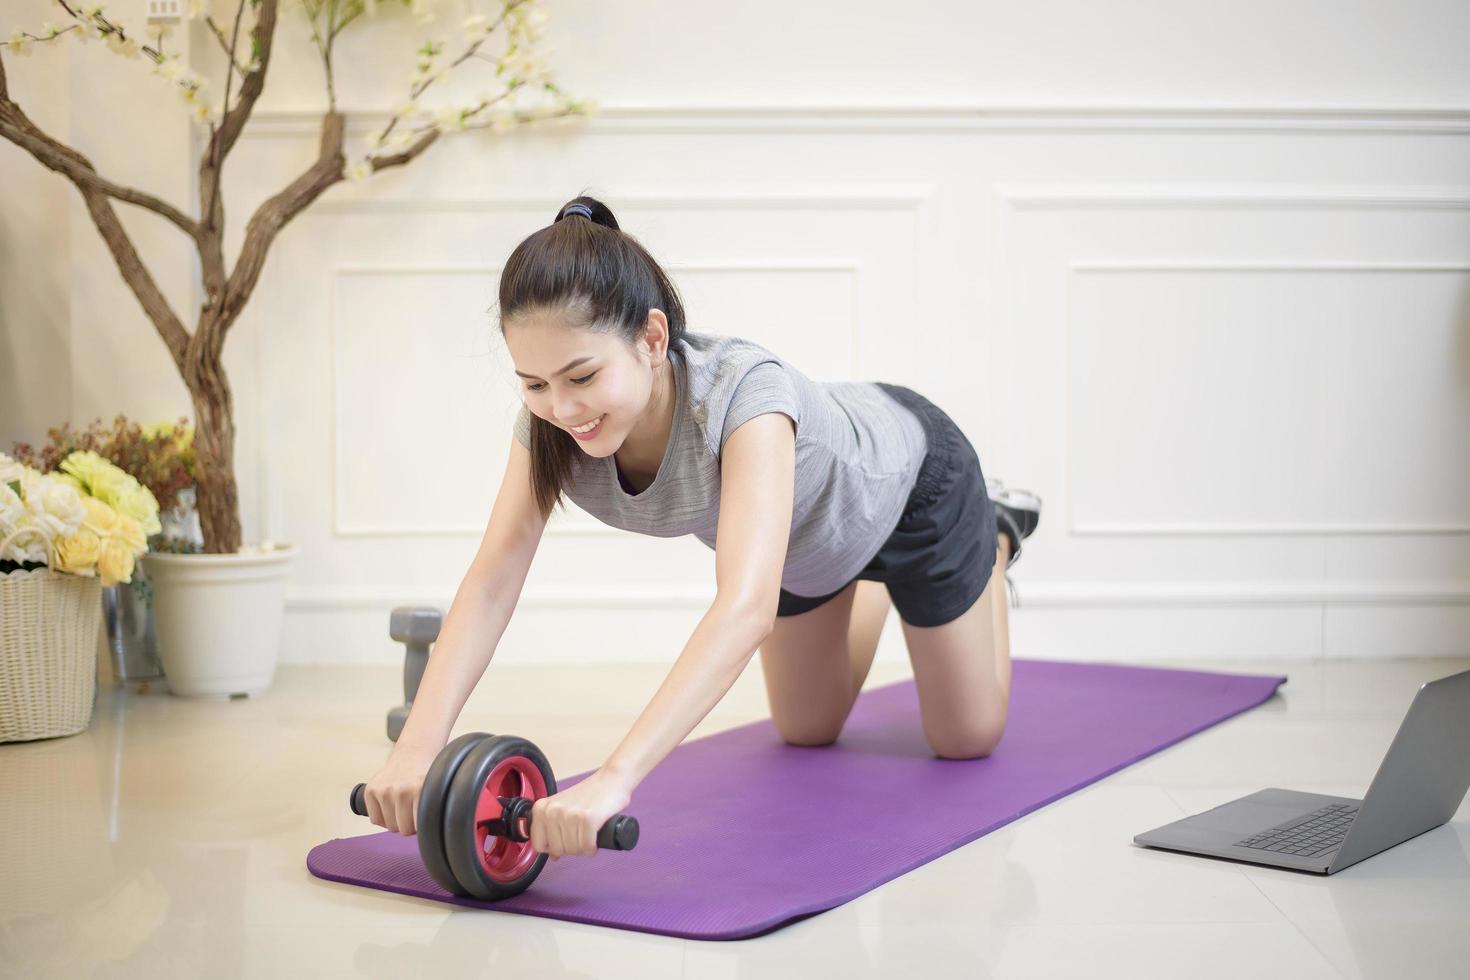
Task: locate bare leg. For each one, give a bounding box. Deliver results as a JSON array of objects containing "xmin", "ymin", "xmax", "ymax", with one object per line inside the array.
[
  {"xmin": 848, "ymin": 579, "xmax": 891, "ymax": 696},
  {"xmin": 991, "ymin": 534, "xmax": 1012, "ymax": 695},
  {"xmin": 899, "ymin": 536, "xmax": 1013, "ymax": 759}
]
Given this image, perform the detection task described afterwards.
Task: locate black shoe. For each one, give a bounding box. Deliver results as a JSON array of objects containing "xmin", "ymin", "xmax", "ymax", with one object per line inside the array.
[
  {"xmin": 990, "ymin": 486, "xmax": 1041, "ymax": 609},
  {"xmin": 994, "ymin": 487, "xmax": 1041, "ymax": 565}
]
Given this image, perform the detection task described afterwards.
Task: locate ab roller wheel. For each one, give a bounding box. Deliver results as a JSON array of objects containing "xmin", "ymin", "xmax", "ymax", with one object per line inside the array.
[{"xmin": 349, "ymin": 733, "xmax": 640, "ymax": 901}]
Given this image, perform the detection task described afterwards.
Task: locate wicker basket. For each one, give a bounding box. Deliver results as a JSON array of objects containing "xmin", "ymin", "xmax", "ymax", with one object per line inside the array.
[{"xmin": 0, "ymin": 567, "xmax": 102, "ymax": 742}]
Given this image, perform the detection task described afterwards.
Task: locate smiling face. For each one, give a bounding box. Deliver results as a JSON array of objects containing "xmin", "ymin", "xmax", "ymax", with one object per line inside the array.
[{"xmin": 504, "ymin": 308, "xmax": 671, "ymax": 458}]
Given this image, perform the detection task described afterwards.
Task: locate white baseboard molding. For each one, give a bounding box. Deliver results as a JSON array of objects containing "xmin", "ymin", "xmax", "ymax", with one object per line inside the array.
[{"xmin": 279, "ymin": 582, "xmax": 1470, "ymax": 665}]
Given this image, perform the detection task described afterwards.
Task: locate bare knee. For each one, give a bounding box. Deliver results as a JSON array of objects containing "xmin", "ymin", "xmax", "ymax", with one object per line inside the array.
[
  {"xmin": 773, "ymin": 719, "xmax": 845, "ymax": 747},
  {"xmin": 928, "ymin": 719, "xmax": 1007, "ymax": 760}
]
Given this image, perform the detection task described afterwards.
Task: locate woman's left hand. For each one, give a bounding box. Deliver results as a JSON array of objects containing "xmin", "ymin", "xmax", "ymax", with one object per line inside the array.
[{"xmin": 529, "ymin": 769, "xmax": 633, "ymax": 859}]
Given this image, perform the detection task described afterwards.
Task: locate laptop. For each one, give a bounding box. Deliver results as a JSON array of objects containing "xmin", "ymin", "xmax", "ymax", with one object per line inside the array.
[{"xmin": 1134, "ymin": 667, "xmax": 1470, "ymax": 875}]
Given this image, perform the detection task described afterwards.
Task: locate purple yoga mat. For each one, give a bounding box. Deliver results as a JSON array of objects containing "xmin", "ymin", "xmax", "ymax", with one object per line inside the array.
[{"xmin": 308, "ymin": 659, "xmax": 1286, "ymax": 940}]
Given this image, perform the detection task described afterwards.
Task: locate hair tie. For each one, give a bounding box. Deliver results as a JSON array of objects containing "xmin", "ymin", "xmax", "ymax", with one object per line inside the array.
[{"xmin": 561, "ymin": 203, "xmax": 593, "ymax": 221}]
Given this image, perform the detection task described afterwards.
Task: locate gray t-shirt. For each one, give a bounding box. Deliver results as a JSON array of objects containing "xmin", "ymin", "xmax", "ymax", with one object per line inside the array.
[{"xmin": 514, "ymin": 331, "xmax": 927, "ymax": 597}]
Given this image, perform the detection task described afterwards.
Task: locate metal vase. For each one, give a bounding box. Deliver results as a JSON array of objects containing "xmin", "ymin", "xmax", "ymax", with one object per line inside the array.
[{"xmin": 101, "ymin": 571, "xmax": 163, "ymax": 683}]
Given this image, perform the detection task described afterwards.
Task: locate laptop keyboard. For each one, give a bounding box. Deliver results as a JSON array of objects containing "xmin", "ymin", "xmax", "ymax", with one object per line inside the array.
[{"xmin": 1236, "ymin": 802, "xmax": 1358, "ymax": 857}]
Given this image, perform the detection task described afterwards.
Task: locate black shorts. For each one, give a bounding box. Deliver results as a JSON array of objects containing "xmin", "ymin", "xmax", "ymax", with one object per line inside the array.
[{"xmin": 775, "ymin": 383, "xmax": 999, "ymax": 629}]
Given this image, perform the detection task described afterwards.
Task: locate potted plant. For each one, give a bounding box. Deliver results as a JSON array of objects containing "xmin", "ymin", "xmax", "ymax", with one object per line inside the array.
[
  {"xmin": 13, "ymin": 415, "xmax": 200, "ymax": 690},
  {"xmin": 0, "ymin": 451, "xmax": 157, "ymax": 740},
  {"xmin": 0, "ymin": 1, "xmax": 591, "ymax": 695}
]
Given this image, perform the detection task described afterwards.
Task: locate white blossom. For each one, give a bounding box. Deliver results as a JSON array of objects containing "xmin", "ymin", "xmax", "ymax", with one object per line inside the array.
[
  {"xmin": 193, "ymin": 101, "xmax": 222, "ymax": 124},
  {"xmin": 504, "ymin": 48, "xmax": 550, "ymax": 85},
  {"xmin": 462, "ymin": 14, "xmax": 489, "ymax": 41},
  {"xmin": 434, "ymin": 106, "xmax": 467, "ymax": 132},
  {"xmin": 180, "ymin": 76, "xmax": 207, "ymax": 104},
  {"xmin": 155, "ymin": 56, "xmax": 184, "ymax": 82},
  {"xmin": 394, "ymin": 100, "xmax": 418, "ymax": 119},
  {"xmin": 106, "ymin": 32, "xmax": 141, "ymax": 58},
  {"xmin": 344, "ymin": 159, "xmax": 373, "ymax": 183},
  {"xmin": 526, "ymin": 6, "xmax": 549, "ymax": 40},
  {"xmin": 82, "ymin": 3, "xmax": 105, "ymax": 16},
  {"xmin": 488, "ymin": 109, "xmax": 515, "ymax": 134},
  {"xmin": 5, "ymin": 31, "xmax": 30, "ymax": 56},
  {"xmin": 509, "ymin": 4, "xmax": 548, "ymax": 44}
]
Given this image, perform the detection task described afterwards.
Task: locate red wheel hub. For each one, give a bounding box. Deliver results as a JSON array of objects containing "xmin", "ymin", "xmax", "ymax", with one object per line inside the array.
[{"xmin": 473, "ymin": 755, "xmax": 550, "ymax": 882}]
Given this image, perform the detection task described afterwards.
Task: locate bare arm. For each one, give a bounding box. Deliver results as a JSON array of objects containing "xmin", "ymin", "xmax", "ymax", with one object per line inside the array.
[
  {"xmin": 392, "ymin": 575, "xmax": 521, "ymax": 756},
  {"xmin": 364, "ymin": 437, "xmax": 545, "ymax": 834},
  {"xmin": 602, "ymin": 412, "xmax": 796, "ymax": 790},
  {"xmin": 397, "ymin": 437, "xmax": 545, "ymax": 753}
]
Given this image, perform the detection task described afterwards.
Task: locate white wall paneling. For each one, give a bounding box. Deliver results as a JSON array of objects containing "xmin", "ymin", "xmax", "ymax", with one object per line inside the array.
[
  {"xmin": 236, "ymin": 115, "xmax": 1470, "ymax": 665},
  {"xmin": 11, "ymin": 84, "xmax": 1469, "ymax": 664}
]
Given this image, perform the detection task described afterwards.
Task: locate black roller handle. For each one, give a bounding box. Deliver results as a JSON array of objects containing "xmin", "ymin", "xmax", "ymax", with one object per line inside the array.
[{"xmin": 350, "ymin": 783, "xmax": 640, "ymax": 851}]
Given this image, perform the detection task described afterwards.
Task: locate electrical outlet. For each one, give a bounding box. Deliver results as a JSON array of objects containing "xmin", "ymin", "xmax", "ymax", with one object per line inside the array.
[{"xmin": 146, "ymin": 0, "xmax": 183, "ymax": 22}]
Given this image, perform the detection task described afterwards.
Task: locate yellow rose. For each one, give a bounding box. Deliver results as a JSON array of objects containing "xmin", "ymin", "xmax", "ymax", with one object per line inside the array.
[
  {"xmin": 110, "ymin": 485, "xmax": 160, "ymax": 537},
  {"xmin": 115, "ymin": 513, "xmax": 148, "ymax": 555},
  {"xmin": 58, "ymin": 451, "xmax": 162, "ymax": 537},
  {"xmin": 79, "ymin": 495, "xmax": 120, "ymax": 536},
  {"xmin": 54, "ymin": 527, "xmax": 101, "ymax": 577},
  {"xmin": 97, "ymin": 537, "xmax": 135, "ymax": 587}
]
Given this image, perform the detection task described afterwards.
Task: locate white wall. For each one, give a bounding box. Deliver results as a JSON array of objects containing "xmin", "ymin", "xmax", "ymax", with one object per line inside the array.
[{"xmin": 3, "ymin": 1, "xmax": 1468, "ymax": 666}]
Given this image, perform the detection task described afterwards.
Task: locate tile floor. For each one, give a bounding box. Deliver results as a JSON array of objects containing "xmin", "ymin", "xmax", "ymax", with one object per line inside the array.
[{"xmin": 2, "ymin": 654, "xmax": 1467, "ymax": 979}]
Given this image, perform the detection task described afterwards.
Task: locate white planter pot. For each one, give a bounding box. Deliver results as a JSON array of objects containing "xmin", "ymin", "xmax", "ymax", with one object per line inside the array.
[{"xmin": 142, "ymin": 544, "xmax": 298, "ymax": 698}]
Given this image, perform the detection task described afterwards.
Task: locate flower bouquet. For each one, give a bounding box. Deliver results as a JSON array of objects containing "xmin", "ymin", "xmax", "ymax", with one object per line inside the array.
[
  {"xmin": 12, "ymin": 415, "xmax": 204, "ymax": 686},
  {"xmin": 0, "ymin": 451, "xmax": 159, "ymax": 741}
]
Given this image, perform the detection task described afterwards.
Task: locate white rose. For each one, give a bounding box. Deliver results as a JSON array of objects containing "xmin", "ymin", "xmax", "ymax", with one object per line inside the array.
[
  {"xmin": 24, "ymin": 470, "xmax": 86, "ymax": 542},
  {"xmin": 0, "ymin": 479, "xmax": 28, "ymax": 557}
]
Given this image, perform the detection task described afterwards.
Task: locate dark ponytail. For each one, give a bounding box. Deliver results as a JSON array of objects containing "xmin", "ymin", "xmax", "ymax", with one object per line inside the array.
[{"xmin": 497, "ymin": 193, "xmax": 687, "ymax": 520}]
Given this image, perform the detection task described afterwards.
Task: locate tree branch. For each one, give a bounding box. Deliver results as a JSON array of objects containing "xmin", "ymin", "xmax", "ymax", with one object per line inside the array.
[
  {"xmin": 209, "ymin": 0, "xmax": 278, "ymax": 166},
  {"xmin": 216, "ymin": 111, "xmax": 347, "ymax": 337},
  {"xmin": 77, "ymin": 185, "xmax": 192, "ymax": 375},
  {"xmin": 369, "ymin": 128, "xmax": 440, "ymax": 171},
  {"xmin": 197, "ymin": 0, "xmax": 278, "ymax": 321},
  {"xmin": 203, "ymin": 15, "xmax": 253, "ymax": 82},
  {"xmin": 201, "ymin": 0, "xmax": 249, "ymax": 248},
  {"xmin": 0, "ymin": 66, "xmax": 200, "ymax": 240}
]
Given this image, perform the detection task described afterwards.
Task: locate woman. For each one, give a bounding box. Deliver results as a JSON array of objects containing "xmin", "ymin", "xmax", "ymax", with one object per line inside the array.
[{"xmin": 362, "ymin": 195, "xmax": 1041, "ymax": 861}]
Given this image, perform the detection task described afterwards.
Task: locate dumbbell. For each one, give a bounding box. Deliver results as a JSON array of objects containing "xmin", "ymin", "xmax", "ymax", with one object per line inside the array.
[
  {"xmin": 350, "ymin": 732, "xmax": 640, "ymax": 901},
  {"xmin": 388, "ymin": 606, "xmax": 442, "ymax": 742}
]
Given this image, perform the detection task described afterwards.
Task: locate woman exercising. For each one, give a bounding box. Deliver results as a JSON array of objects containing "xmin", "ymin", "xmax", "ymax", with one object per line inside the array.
[{"xmin": 361, "ymin": 195, "xmax": 1040, "ymax": 861}]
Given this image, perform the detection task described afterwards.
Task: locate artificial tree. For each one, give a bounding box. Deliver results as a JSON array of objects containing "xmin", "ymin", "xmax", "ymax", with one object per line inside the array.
[{"xmin": 0, "ymin": 0, "xmax": 591, "ymax": 552}]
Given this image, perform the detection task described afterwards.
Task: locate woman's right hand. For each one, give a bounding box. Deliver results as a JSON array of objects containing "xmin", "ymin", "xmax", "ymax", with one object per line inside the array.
[{"xmin": 363, "ymin": 742, "xmax": 442, "ymax": 836}]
